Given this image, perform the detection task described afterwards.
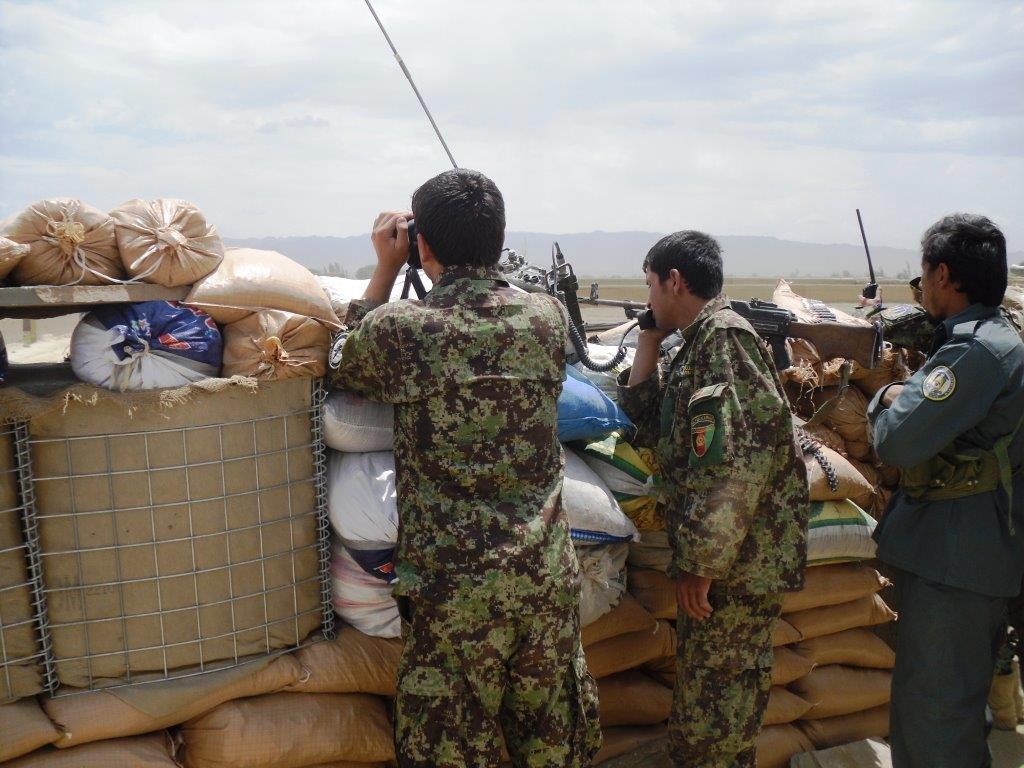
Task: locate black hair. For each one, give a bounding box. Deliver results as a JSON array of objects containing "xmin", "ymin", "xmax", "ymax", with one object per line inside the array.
[
  {"xmin": 411, "ymin": 168, "xmax": 505, "ymax": 268},
  {"xmin": 921, "ymin": 213, "xmax": 1007, "ymax": 306},
  {"xmin": 642, "ymin": 230, "xmax": 723, "ymax": 299}
]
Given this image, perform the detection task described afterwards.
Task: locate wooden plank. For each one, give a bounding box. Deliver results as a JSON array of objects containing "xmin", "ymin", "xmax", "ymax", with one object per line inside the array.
[{"xmin": 0, "ymin": 284, "xmax": 188, "ymax": 318}]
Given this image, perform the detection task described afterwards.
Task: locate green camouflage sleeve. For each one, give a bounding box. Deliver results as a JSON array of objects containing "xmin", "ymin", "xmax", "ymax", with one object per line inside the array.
[
  {"xmin": 672, "ymin": 327, "xmax": 781, "ymax": 580},
  {"xmin": 617, "ymin": 368, "xmax": 665, "ymax": 449},
  {"xmin": 329, "ymin": 298, "xmax": 406, "ymax": 402}
]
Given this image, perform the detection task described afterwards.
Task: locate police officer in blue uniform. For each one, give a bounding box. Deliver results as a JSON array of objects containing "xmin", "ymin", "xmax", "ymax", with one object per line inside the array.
[{"xmin": 868, "ymin": 213, "xmax": 1024, "ymax": 768}]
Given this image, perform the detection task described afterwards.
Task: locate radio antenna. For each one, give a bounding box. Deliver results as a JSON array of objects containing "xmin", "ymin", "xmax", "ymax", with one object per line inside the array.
[{"xmin": 362, "ymin": 0, "xmax": 459, "ymax": 169}]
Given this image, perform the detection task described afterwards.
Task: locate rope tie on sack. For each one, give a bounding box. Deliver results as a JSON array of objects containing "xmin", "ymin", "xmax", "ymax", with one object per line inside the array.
[
  {"xmin": 110, "ymin": 337, "xmax": 151, "ymax": 392},
  {"xmin": 46, "ymin": 217, "xmax": 86, "ymax": 257}
]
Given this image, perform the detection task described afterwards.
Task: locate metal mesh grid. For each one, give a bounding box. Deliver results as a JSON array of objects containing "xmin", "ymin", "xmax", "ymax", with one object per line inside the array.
[
  {"xmin": 0, "ymin": 423, "xmax": 53, "ymax": 701},
  {"xmin": 310, "ymin": 378, "xmax": 336, "ymax": 640},
  {"xmin": 26, "ymin": 381, "xmax": 328, "ymax": 693}
]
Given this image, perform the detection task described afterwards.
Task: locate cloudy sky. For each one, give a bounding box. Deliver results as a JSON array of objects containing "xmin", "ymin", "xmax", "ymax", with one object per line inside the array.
[{"xmin": 1, "ymin": 0, "xmax": 1021, "ymax": 250}]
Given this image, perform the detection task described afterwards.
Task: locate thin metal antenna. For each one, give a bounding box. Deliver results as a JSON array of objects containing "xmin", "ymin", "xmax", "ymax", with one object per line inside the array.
[{"xmin": 363, "ymin": 0, "xmax": 459, "ymax": 169}]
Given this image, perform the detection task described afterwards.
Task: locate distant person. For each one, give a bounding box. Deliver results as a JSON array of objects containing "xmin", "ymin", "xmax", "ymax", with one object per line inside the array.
[
  {"xmin": 330, "ymin": 168, "xmax": 601, "ymax": 768},
  {"xmin": 868, "ymin": 213, "xmax": 1024, "ymax": 768},
  {"xmin": 617, "ymin": 231, "xmax": 809, "ymax": 768}
]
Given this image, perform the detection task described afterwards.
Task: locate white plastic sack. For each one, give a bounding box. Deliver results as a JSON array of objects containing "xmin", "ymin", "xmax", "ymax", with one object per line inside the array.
[
  {"xmin": 573, "ymin": 344, "xmax": 636, "ymax": 403},
  {"xmin": 319, "ymin": 273, "xmax": 433, "ymax": 319},
  {"xmin": 563, "ymin": 448, "xmax": 639, "ymax": 543},
  {"xmin": 331, "ymin": 541, "xmax": 401, "ymax": 638},
  {"xmin": 577, "ymin": 542, "xmax": 629, "ymax": 627},
  {"xmin": 327, "ymin": 449, "xmax": 398, "ymax": 552},
  {"xmin": 323, "ymin": 391, "xmax": 395, "ymax": 452}
]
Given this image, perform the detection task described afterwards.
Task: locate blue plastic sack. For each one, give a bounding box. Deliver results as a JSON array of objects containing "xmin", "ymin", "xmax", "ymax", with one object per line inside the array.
[
  {"xmin": 557, "ymin": 364, "xmax": 634, "ymax": 441},
  {"xmin": 88, "ymin": 301, "xmax": 222, "ymax": 368}
]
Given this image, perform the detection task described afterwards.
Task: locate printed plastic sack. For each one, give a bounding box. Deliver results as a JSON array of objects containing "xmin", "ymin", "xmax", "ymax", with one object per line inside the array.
[
  {"xmin": 323, "ymin": 391, "xmax": 395, "ymax": 453},
  {"xmin": 807, "ymin": 500, "xmax": 877, "ymax": 564},
  {"xmin": 573, "ymin": 431, "xmax": 661, "ymax": 530},
  {"xmin": 563, "ymin": 448, "xmax": 639, "ymax": 543},
  {"xmin": 572, "ymin": 344, "xmax": 636, "ymax": 402},
  {"xmin": 331, "ymin": 541, "xmax": 401, "ymax": 638},
  {"xmin": 558, "ymin": 364, "xmax": 634, "ymax": 441},
  {"xmin": 327, "ymin": 450, "xmax": 398, "ymax": 582},
  {"xmin": 2, "ymin": 199, "xmax": 123, "ymax": 285},
  {"xmin": 0, "ymin": 236, "xmax": 29, "ymax": 281},
  {"xmin": 577, "ymin": 542, "xmax": 628, "ymax": 627},
  {"xmin": 319, "ymin": 273, "xmax": 433, "ymax": 320},
  {"xmin": 70, "ymin": 301, "xmax": 221, "ymax": 391},
  {"xmin": 109, "ymin": 198, "xmax": 224, "ymax": 287},
  {"xmin": 222, "ymin": 310, "xmax": 329, "ymax": 380}
]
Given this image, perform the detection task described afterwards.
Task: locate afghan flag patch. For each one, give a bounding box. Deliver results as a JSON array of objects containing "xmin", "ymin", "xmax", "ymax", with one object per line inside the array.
[{"xmin": 691, "ymin": 412, "xmax": 717, "ymax": 458}]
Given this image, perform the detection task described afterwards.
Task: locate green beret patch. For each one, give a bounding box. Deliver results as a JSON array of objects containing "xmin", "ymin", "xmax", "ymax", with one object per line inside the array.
[{"xmin": 922, "ymin": 365, "xmax": 956, "ymax": 401}]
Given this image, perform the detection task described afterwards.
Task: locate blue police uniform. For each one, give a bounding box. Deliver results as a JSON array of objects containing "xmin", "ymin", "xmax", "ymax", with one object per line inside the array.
[{"xmin": 869, "ymin": 303, "xmax": 1024, "ymax": 768}]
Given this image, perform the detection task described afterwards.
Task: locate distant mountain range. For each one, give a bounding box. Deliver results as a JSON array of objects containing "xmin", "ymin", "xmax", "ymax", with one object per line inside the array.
[{"xmin": 224, "ymin": 231, "xmax": 1024, "ymax": 279}]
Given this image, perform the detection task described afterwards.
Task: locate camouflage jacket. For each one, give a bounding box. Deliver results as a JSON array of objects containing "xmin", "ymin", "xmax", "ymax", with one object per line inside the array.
[
  {"xmin": 330, "ymin": 264, "xmax": 579, "ymax": 604},
  {"xmin": 618, "ymin": 295, "xmax": 809, "ymax": 593}
]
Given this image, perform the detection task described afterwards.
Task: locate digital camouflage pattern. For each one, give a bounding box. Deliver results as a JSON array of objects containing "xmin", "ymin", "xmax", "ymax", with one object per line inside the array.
[
  {"xmin": 331, "ymin": 263, "xmax": 600, "ymax": 767},
  {"xmin": 671, "ymin": 591, "xmax": 782, "ymax": 768},
  {"xmin": 873, "ymin": 304, "xmax": 937, "ymax": 354},
  {"xmin": 618, "ymin": 295, "xmax": 810, "ymax": 593}
]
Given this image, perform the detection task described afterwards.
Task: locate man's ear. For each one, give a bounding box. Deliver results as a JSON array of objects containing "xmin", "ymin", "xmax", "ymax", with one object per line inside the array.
[{"xmin": 668, "ymin": 268, "xmax": 689, "ymax": 296}]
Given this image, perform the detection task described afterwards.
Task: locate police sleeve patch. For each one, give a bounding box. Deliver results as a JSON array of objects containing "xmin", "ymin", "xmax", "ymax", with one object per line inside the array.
[{"xmin": 922, "ymin": 365, "xmax": 956, "ymax": 401}]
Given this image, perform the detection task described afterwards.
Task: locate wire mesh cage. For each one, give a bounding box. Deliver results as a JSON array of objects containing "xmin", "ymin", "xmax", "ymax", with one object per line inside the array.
[{"xmin": 21, "ymin": 377, "xmax": 330, "ymax": 693}]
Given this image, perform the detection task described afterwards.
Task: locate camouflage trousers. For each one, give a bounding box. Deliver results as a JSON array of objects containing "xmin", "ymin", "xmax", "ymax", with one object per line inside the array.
[
  {"xmin": 395, "ymin": 585, "xmax": 602, "ymax": 768},
  {"xmin": 669, "ymin": 590, "xmax": 782, "ymax": 768}
]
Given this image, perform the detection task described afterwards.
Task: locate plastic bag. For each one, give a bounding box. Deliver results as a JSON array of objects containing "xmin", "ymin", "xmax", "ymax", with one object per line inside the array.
[
  {"xmin": 323, "ymin": 391, "xmax": 395, "ymax": 453},
  {"xmin": 331, "ymin": 541, "xmax": 401, "ymax": 638},
  {"xmin": 563, "ymin": 447, "xmax": 639, "ymax": 543},
  {"xmin": 327, "ymin": 450, "xmax": 398, "ymax": 582},
  {"xmin": 558, "ymin": 364, "xmax": 634, "ymax": 441}
]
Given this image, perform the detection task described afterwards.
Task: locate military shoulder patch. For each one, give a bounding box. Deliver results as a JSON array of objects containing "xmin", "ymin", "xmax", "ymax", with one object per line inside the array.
[
  {"xmin": 922, "ymin": 365, "xmax": 956, "ymax": 401},
  {"xmin": 691, "ymin": 412, "xmax": 716, "ymax": 458},
  {"xmin": 687, "ymin": 382, "xmax": 728, "ymax": 465}
]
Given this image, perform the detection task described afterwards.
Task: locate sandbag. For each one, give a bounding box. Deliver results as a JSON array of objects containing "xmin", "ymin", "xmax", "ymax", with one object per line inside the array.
[
  {"xmin": 578, "ymin": 542, "xmax": 629, "ymax": 627},
  {"xmin": 797, "ymin": 708, "xmax": 891, "ymax": 751},
  {"xmin": 0, "ymin": 235, "xmax": 30, "ymax": 281},
  {"xmin": 582, "ymin": 593, "xmax": 657, "ymax": 647},
  {"xmin": 180, "ymin": 692, "xmax": 394, "ymax": 768},
  {"xmin": 794, "ymin": 628, "xmax": 896, "ymax": 670},
  {"xmin": 558, "ymin": 365, "xmax": 634, "ymax": 442},
  {"xmin": 782, "ymin": 563, "xmax": 889, "ymax": 614},
  {"xmin": 849, "ymin": 457, "xmax": 879, "ymax": 489},
  {"xmin": 572, "ymin": 344, "xmax": 636, "ymax": 403},
  {"xmin": 811, "ymin": 386, "xmax": 870, "ymax": 445},
  {"xmin": 286, "ymin": 624, "xmax": 403, "ymax": 695},
  {"xmin": 592, "ymin": 724, "xmax": 668, "ymax": 766},
  {"xmin": 0, "ymin": 698, "xmax": 63, "ymax": 762},
  {"xmin": 805, "ymin": 444, "xmax": 875, "ymax": 507},
  {"xmin": 185, "ymin": 247, "xmax": 341, "ymax": 329},
  {"xmin": 772, "ymin": 646, "xmax": 816, "ymax": 686},
  {"xmin": 563, "ymin": 448, "xmax": 638, "ymax": 543},
  {"xmin": 573, "ymin": 431, "xmax": 662, "ymax": 531},
  {"xmin": 317, "ymin": 273, "xmax": 431, "ymax": 321},
  {"xmin": 222, "ymin": 310, "xmax": 329, "ymax": 379},
  {"xmin": 626, "ymin": 567, "xmax": 676, "ymax": 620},
  {"xmin": 589, "ymin": 320, "xmax": 642, "ymax": 349},
  {"xmin": 597, "ymin": 670, "xmax": 672, "ymax": 726},
  {"xmin": 627, "ymin": 529, "xmax": 672, "ymax": 572},
  {"xmin": 70, "ymin": 301, "xmax": 222, "ymax": 391},
  {"xmin": 4, "ymin": 733, "xmax": 178, "ymax": 768},
  {"xmin": 2, "ymin": 199, "xmax": 123, "ymax": 286},
  {"xmin": 584, "ymin": 620, "xmax": 676, "ymax": 679},
  {"xmin": 110, "ymin": 198, "xmax": 224, "ymax": 287},
  {"xmin": 640, "ymin": 654, "xmax": 675, "ymax": 688},
  {"xmin": 807, "ymin": 500, "xmax": 877, "ymax": 564},
  {"xmin": 773, "ymin": 618, "xmax": 803, "ymax": 647},
  {"xmin": 756, "ymin": 723, "xmax": 815, "ymax": 768},
  {"xmin": 764, "ymin": 686, "xmax": 813, "ymax": 726},
  {"xmin": 331, "ymin": 543, "xmax": 401, "ymax": 638},
  {"xmin": 780, "ymin": 338, "xmax": 824, "ymax": 388},
  {"xmin": 773, "ymin": 280, "xmax": 872, "ymax": 327},
  {"xmin": 851, "ymin": 343, "xmax": 909, "ymax": 398},
  {"xmin": 789, "ymin": 665, "xmax": 892, "ymax": 719},
  {"xmin": 41, "ymin": 653, "xmax": 303, "ymax": 748},
  {"xmin": 800, "ymin": 422, "xmax": 846, "ymax": 455},
  {"xmin": 322, "ymin": 391, "xmax": 394, "ymax": 453},
  {"xmin": 327, "ymin": 451, "xmax": 398, "ymax": 582},
  {"xmin": 786, "ymin": 594, "xmax": 896, "ymax": 642}
]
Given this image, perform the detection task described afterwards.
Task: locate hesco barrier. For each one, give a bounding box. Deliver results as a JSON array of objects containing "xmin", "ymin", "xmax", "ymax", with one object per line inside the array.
[{"xmin": 0, "ymin": 375, "xmax": 334, "ymax": 697}]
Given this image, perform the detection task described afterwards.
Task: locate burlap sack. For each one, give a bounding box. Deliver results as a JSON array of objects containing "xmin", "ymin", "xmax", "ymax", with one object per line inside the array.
[
  {"xmin": 597, "ymin": 670, "xmax": 672, "ymax": 726},
  {"xmin": 2, "ymin": 199, "xmax": 123, "ymax": 286},
  {"xmin": 805, "ymin": 444, "xmax": 874, "ymax": 507},
  {"xmin": 222, "ymin": 311, "xmax": 330, "ymax": 380},
  {"xmin": 285, "ymin": 625, "xmax": 403, "ymax": 695},
  {"xmin": 42, "ymin": 653, "xmax": 303, "ymax": 748},
  {"xmin": 110, "ymin": 199, "xmax": 225, "ymax": 287},
  {"xmin": 773, "ymin": 618, "xmax": 802, "ymax": 647},
  {"xmin": 0, "ymin": 698, "xmax": 63, "ymax": 762},
  {"xmin": 852, "ymin": 343, "xmax": 909, "ymax": 398},
  {"xmin": 786, "ymin": 595, "xmax": 896, "ymax": 642},
  {"xmin": 780, "ymin": 338, "xmax": 824, "ymax": 388},
  {"xmin": 640, "ymin": 654, "xmax": 675, "ymax": 688},
  {"xmin": 756, "ymin": 724, "xmax": 815, "ymax": 768},
  {"xmin": 592, "ymin": 724, "xmax": 668, "ymax": 766},
  {"xmin": 850, "ymin": 457, "xmax": 879, "ymax": 488},
  {"xmin": 27, "ymin": 378, "xmax": 322, "ymax": 688},
  {"xmin": 764, "ymin": 686, "xmax": 813, "ymax": 726},
  {"xmin": 181, "ymin": 692, "xmax": 394, "ymax": 768},
  {"xmin": 794, "ymin": 628, "xmax": 896, "ymax": 670},
  {"xmin": 797, "ymin": 705, "xmax": 891, "ymax": 750},
  {"xmin": 185, "ymin": 248, "xmax": 341, "ymax": 329},
  {"xmin": 772, "ymin": 646, "xmax": 816, "ymax": 686},
  {"xmin": 810, "ymin": 386, "xmax": 870, "ymax": 447},
  {"xmin": 627, "ymin": 530, "xmax": 672, "ymax": 573},
  {"xmin": 782, "ymin": 564, "xmax": 888, "ymax": 614},
  {"xmin": 626, "ymin": 567, "xmax": 676, "ymax": 620},
  {"xmin": 3, "ymin": 732, "xmax": 178, "ymax": 768},
  {"xmin": 789, "ymin": 665, "xmax": 892, "ymax": 719},
  {"xmin": 0, "ymin": 235, "xmax": 30, "ymax": 281},
  {"xmin": 0, "ymin": 426, "xmax": 43, "ymax": 701},
  {"xmin": 800, "ymin": 423, "xmax": 846, "ymax": 455},
  {"xmin": 772, "ymin": 281, "xmax": 872, "ymax": 327},
  {"xmin": 582, "ymin": 593, "xmax": 657, "ymax": 648},
  {"xmin": 585, "ymin": 620, "xmax": 676, "ymax": 679}
]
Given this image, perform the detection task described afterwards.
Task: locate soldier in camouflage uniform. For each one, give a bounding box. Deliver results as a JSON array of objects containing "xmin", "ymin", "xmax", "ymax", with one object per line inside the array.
[
  {"xmin": 617, "ymin": 231, "xmax": 809, "ymax": 768},
  {"xmin": 330, "ymin": 169, "xmax": 601, "ymax": 768}
]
